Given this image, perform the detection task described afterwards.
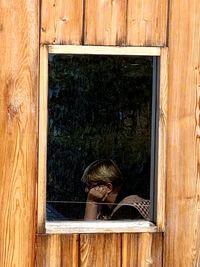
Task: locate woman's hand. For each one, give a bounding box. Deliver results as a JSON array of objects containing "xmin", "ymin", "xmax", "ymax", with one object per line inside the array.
[
  {"xmin": 84, "ymin": 185, "xmax": 109, "ymax": 220},
  {"xmin": 87, "ymin": 185, "xmax": 109, "ymax": 203}
]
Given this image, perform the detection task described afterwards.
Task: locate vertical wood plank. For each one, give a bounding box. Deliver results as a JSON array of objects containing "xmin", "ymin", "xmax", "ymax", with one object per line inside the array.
[
  {"xmin": 151, "ymin": 233, "xmax": 163, "ymax": 267},
  {"xmin": 36, "ymin": 235, "xmax": 49, "ymax": 267},
  {"xmin": 36, "ymin": 235, "xmax": 61, "ymax": 267},
  {"xmin": 36, "ymin": 234, "xmax": 79, "ymax": 267},
  {"xmin": 122, "ymin": 234, "xmax": 138, "ymax": 267},
  {"xmin": 197, "ymin": 210, "xmax": 200, "ymax": 265},
  {"xmin": 0, "ymin": 0, "xmax": 38, "ymax": 266},
  {"xmin": 165, "ymin": 0, "xmax": 200, "ymax": 266},
  {"xmin": 127, "ymin": 0, "xmax": 168, "ymax": 46},
  {"xmin": 41, "ymin": 0, "xmax": 84, "ymax": 44},
  {"xmin": 84, "ymin": 0, "xmax": 127, "ymax": 45},
  {"xmin": 80, "ymin": 234, "xmax": 121, "ymax": 267},
  {"xmin": 122, "ymin": 233, "xmax": 163, "ymax": 267},
  {"xmin": 137, "ymin": 233, "xmax": 153, "ymax": 267},
  {"xmin": 61, "ymin": 235, "xmax": 79, "ymax": 267},
  {"xmin": 36, "ymin": 233, "xmax": 162, "ymax": 267},
  {"xmin": 156, "ymin": 48, "xmax": 168, "ymax": 231},
  {"xmin": 38, "ymin": 45, "xmax": 48, "ymax": 233}
]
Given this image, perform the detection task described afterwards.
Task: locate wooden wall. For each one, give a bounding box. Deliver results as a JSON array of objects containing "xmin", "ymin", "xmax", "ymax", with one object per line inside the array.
[
  {"xmin": 38, "ymin": 1, "xmax": 168, "ymax": 266},
  {"xmin": 41, "ymin": 0, "xmax": 168, "ymax": 46},
  {"xmin": 0, "ymin": 0, "xmax": 39, "ymax": 266},
  {"xmin": 165, "ymin": 0, "xmax": 200, "ymax": 266},
  {"xmin": 36, "ymin": 233, "xmax": 163, "ymax": 267},
  {"xmin": 0, "ymin": 0, "xmax": 200, "ymax": 266}
]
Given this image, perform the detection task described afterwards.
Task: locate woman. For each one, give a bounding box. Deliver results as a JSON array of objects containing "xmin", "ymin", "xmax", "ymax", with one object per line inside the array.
[{"xmin": 81, "ymin": 159, "xmax": 150, "ymax": 220}]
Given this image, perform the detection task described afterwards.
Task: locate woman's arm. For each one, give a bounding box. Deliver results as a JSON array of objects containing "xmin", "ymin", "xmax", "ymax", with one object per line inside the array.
[
  {"xmin": 84, "ymin": 199, "xmax": 98, "ymax": 220},
  {"xmin": 84, "ymin": 186, "xmax": 109, "ymax": 220}
]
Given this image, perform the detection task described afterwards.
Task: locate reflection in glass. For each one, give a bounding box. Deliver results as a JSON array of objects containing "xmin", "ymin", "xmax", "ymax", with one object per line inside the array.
[{"xmin": 47, "ymin": 55, "xmax": 153, "ymax": 220}]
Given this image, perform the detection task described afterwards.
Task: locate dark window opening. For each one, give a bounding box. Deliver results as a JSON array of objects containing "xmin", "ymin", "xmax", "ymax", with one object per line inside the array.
[{"xmin": 46, "ymin": 54, "xmax": 158, "ymax": 221}]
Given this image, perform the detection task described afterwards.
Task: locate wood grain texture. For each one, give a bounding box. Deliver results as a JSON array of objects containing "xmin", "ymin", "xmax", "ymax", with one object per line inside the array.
[
  {"xmin": 164, "ymin": 0, "xmax": 200, "ymax": 266},
  {"xmin": 36, "ymin": 233, "xmax": 163, "ymax": 267},
  {"xmin": 138, "ymin": 233, "xmax": 163, "ymax": 267},
  {"xmin": 122, "ymin": 234, "xmax": 138, "ymax": 267},
  {"xmin": 41, "ymin": 0, "xmax": 83, "ymax": 44},
  {"xmin": 151, "ymin": 233, "xmax": 163, "ymax": 267},
  {"xmin": 46, "ymin": 220, "xmax": 157, "ymax": 234},
  {"xmin": 84, "ymin": 0, "xmax": 127, "ymax": 45},
  {"xmin": 36, "ymin": 234, "xmax": 79, "ymax": 267},
  {"xmin": 127, "ymin": 0, "xmax": 168, "ymax": 46},
  {"xmin": 156, "ymin": 48, "xmax": 168, "ymax": 231},
  {"xmin": 38, "ymin": 45, "xmax": 48, "ymax": 233},
  {"xmin": 40, "ymin": 0, "xmax": 169, "ymax": 46},
  {"xmin": 0, "ymin": 0, "xmax": 38, "ymax": 266},
  {"xmin": 80, "ymin": 234, "xmax": 121, "ymax": 267},
  {"xmin": 137, "ymin": 233, "xmax": 153, "ymax": 267},
  {"xmin": 48, "ymin": 45, "xmax": 161, "ymax": 56},
  {"xmin": 197, "ymin": 210, "xmax": 200, "ymax": 265},
  {"xmin": 122, "ymin": 233, "xmax": 163, "ymax": 267}
]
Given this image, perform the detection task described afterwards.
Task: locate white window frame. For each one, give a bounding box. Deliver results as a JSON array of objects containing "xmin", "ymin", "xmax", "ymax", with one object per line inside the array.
[{"xmin": 37, "ymin": 45, "xmax": 168, "ymax": 234}]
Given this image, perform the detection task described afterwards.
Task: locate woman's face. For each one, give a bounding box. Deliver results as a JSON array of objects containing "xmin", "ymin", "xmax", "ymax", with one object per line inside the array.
[{"xmin": 84, "ymin": 181, "xmax": 105, "ymax": 193}]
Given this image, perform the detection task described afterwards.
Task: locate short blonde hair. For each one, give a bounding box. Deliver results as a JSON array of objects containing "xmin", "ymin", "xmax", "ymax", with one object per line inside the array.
[{"xmin": 81, "ymin": 159, "xmax": 123, "ymax": 187}]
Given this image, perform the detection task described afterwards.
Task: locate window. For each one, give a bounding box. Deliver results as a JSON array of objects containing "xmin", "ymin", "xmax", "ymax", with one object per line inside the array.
[{"xmin": 38, "ymin": 46, "xmax": 167, "ymax": 233}]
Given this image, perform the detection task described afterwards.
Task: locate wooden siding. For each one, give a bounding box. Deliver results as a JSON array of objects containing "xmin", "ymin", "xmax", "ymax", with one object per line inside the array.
[
  {"xmin": 36, "ymin": 234, "xmax": 79, "ymax": 267},
  {"xmin": 127, "ymin": 0, "xmax": 168, "ymax": 46},
  {"xmin": 1, "ymin": 0, "xmax": 200, "ymax": 266},
  {"xmin": 156, "ymin": 47, "xmax": 168, "ymax": 230},
  {"xmin": 84, "ymin": 0, "xmax": 127, "ymax": 45},
  {"xmin": 165, "ymin": 0, "xmax": 200, "ymax": 266},
  {"xmin": 0, "ymin": 0, "xmax": 38, "ymax": 266},
  {"xmin": 38, "ymin": 45, "xmax": 49, "ymax": 233},
  {"xmin": 80, "ymin": 234, "xmax": 121, "ymax": 267},
  {"xmin": 40, "ymin": 0, "xmax": 168, "ymax": 46},
  {"xmin": 41, "ymin": 0, "xmax": 84, "ymax": 44},
  {"xmin": 122, "ymin": 233, "xmax": 163, "ymax": 267},
  {"xmin": 36, "ymin": 233, "xmax": 163, "ymax": 267}
]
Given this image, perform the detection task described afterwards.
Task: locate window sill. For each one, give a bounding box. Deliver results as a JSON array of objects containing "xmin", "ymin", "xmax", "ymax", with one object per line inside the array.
[{"xmin": 45, "ymin": 220, "xmax": 158, "ymax": 234}]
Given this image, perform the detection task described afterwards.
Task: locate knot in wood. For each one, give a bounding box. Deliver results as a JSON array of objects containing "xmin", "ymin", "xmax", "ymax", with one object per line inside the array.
[
  {"xmin": 7, "ymin": 95, "xmax": 24, "ymax": 119},
  {"xmin": 61, "ymin": 17, "xmax": 69, "ymax": 22},
  {"xmin": 8, "ymin": 103, "xmax": 19, "ymax": 119}
]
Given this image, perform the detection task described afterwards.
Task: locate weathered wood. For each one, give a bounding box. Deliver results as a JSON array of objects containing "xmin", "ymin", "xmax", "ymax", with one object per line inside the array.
[
  {"xmin": 80, "ymin": 234, "xmax": 121, "ymax": 267},
  {"xmin": 38, "ymin": 45, "xmax": 48, "ymax": 233},
  {"xmin": 36, "ymin": 233, "xmax": 163, "ymax": 267},
  {"xmin": 164, "ymin": 0, "xmax": 200, "ymax": 266},
  {"xmin": 40, "ymin": 0, "xmax": 168, "ymax": 46},
  {"xmin": 151, "ymin": 233, "xmax": 163, "ymax": 267},
  {"xmin": 61, "ymin": 235, "xmax": 80, "ymax": 267},
  {"xmin": 156, "ymin": 48, "xmax": 168, "ymax": 231},
  {"xmin": 122, "ymin": 233, "xmax": 163, "ymax": 267},
  {"xmin": 1, "ymin": 0, "xmax": 200, "ymax": 266},
  {"xmin": 197, "ymin": 210, "xmax": 200, "ymax": 265},
  {"xmin": 122, "ymin": 234, "xmax": 138, "ymax": 267},
  {"xmin": 41, "ymin": 0, "xmax": 83, "ymax": 44},
  {"xmin": 36, "ymin": 234, "xmax": 49, "ymax": 267},
  {"xmin": 36, "ymin": 234, "xmax": 79, "ymax": 267},
  {"xmin": 46, "ymin": 220, "xmax": 157, "ymax": 234},
  {"xmin": 137, "ymin": 233, "xmax": 153, "ymax": 267},
  {"xmin": 127, "ymin": 0, "xmax": 168, "ymax": 46},
  {"xmin": 48, "ymin": 45, "xmax": 161, "ymax": 55},
  {"xmin": 36, "ymin": 233, "xmax": 163, "ymax": 266},
  {"xmin": 84, "ymin": 0, "xmax": 127, "ymax": 45},
  {"xmin": 0, "ymin": 0, "xmax": 38, "ymax": 266}
]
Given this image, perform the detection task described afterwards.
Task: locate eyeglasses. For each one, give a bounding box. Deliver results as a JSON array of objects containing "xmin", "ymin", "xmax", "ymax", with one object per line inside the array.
[{"xmin": 85, "ymin": 181, "xmax": 105, "ymax": 190}]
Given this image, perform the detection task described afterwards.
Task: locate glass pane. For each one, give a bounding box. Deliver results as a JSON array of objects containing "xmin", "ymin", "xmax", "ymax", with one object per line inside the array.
[{"xmin": 47, "ymin": 54, "xmax": 154, "ymax": 221}]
